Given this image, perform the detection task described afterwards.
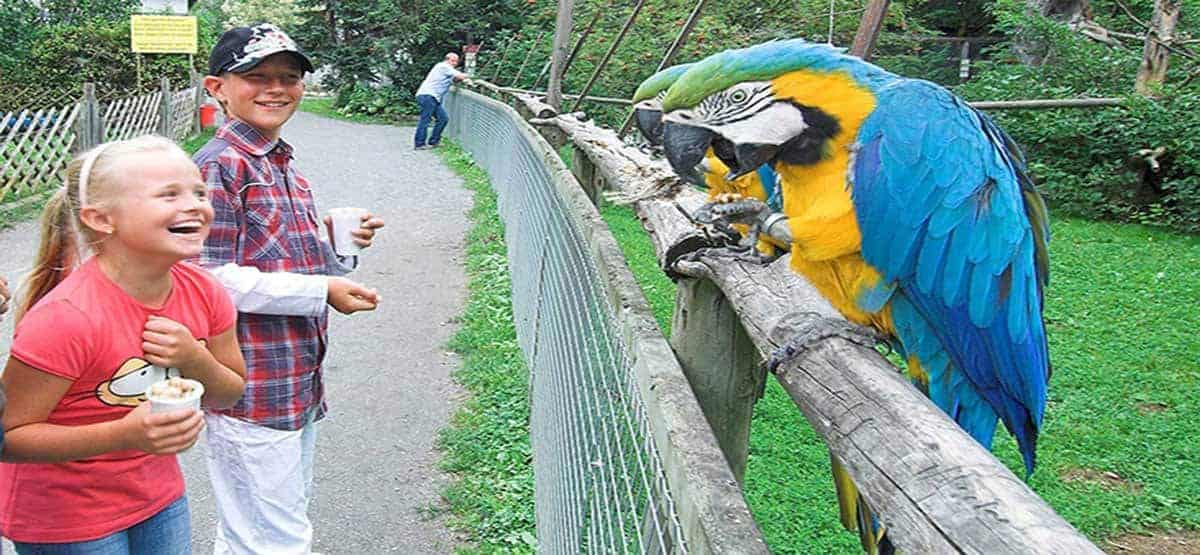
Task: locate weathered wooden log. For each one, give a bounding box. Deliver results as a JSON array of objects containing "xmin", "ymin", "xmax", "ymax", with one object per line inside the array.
[
  {"xmin": 546, "ymin": 111, "xmax": 1103, "ymax": 554},
  {"xmin": 515, "ymin": 93, "xmax": 558, "ymax": 119}
]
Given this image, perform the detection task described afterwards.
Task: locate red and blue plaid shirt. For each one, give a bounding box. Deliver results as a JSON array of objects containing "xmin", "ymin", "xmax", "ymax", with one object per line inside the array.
[{"xmin": 194, "ymin": 120, "xmax": 345, "ymax": 431}]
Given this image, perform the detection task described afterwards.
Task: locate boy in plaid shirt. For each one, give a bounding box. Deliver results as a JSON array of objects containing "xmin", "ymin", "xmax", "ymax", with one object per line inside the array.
[{"xmin": 195, "ymin": 24, "xmax": 385, "ymax": 554}]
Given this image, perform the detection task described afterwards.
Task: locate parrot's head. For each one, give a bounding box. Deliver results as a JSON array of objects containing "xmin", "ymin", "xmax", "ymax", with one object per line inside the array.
[
  {"xmin": 631, "ymin": 63, "xmax": 694, "ymax": 146},
  {"xmin": 660, "ymin": 39, "xmax": 890, "ymax": 182}
]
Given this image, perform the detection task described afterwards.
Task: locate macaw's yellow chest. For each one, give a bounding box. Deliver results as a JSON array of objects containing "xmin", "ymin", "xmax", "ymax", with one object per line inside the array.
[{"xmin": 775, "ymin": 163, "xmax": 895, "ymax": 336}]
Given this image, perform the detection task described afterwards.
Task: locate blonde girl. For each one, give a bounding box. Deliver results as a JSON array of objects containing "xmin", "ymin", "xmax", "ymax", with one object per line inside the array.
[{"xmin": 0, "ymin": 135, "xmax": 246, "ymax": 554}]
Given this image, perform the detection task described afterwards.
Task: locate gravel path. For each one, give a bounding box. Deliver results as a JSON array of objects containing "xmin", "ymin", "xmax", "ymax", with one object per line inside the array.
[{"xmin": 0, "ymin": 111, "xmax": 470, "ymax": 553}]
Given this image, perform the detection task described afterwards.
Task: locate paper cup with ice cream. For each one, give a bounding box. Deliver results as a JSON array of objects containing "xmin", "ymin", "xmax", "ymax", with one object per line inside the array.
[{"xmin": 147, "ymin": 377, "xmax": 205, "ymax": 414}]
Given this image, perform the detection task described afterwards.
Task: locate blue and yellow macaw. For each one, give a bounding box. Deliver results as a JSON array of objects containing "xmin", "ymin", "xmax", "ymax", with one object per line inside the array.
[
  {"xmin": 659, "ymin": 39, "xmax": 1051, "ymax": 551},
  {"xmin": 633, "ymin": 65, "xmax": 785, "ymax": 256}
]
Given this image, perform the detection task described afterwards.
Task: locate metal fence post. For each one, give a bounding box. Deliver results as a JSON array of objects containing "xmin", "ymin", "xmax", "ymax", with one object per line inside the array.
[
  {"xmin": 669, "ymin": 278, "xmax": 764, "ymax": 482},
  {"xmin": 158, "ymin": 77, "xmax": 173, "ymax": 138},
  {"xmin": 72, "ymin": 83, "xmax": 104, "ymax": 154}
]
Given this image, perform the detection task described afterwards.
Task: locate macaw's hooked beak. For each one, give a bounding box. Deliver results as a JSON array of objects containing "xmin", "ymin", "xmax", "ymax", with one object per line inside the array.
[
  {"xmin": 662, "ymin": 121, "xmax": 713, "ymax": 187},
  {"xmin": 634, "ymin": 107, "xmax": 665, "ymax": 146},
  {"xmin": 710, "ymin": 137, "xmax": 779, "ymax": 181}
]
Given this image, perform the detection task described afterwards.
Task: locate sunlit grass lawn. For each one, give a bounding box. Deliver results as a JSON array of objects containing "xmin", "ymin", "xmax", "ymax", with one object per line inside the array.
[{"xmin": 599, "ymin": 199, "xmax": 1200, "ymax": 552}]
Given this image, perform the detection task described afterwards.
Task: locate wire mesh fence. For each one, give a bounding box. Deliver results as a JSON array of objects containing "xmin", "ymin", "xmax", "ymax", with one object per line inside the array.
[{"xmin": 443, "ymin": 89, "xmax": 690, "ymax": 554}]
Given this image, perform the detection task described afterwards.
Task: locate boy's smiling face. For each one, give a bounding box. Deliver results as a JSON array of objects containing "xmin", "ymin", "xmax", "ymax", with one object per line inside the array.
[{"xmin": 206, "ymin": 53, "xmax": 305, "ymax": 140}]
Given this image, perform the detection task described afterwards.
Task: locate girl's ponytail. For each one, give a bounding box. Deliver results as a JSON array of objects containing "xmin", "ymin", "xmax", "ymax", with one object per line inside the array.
[{"xmin": 16, "ymin": 185, "xmax": 80, "ymax": 321}]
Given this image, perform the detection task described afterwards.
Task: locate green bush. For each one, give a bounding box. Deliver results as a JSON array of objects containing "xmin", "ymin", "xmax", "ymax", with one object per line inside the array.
[
  {"xmin": 333, "ymin": 83, "xmax": 418, "ymax": 121},
  {"xmin": 0, "ymin": 2, "xmax": 224, "ymax": 106},
  {"xmin": 953, "ymin": 0, "xmax": 1200, "ymax": 233}
]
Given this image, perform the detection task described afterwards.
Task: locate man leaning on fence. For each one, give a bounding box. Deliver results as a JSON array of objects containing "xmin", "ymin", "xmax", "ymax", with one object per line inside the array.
[{"xmin": 413, "ymin": 53, "xmax": 472, "ymax": 150}]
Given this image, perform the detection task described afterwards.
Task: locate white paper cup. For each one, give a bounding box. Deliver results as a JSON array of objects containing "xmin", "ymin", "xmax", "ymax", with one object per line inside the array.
[
  {"xmin": 147, "ymin": 378, "xmax": 205, "ymax": 414},
  {"xmin": 328, "ymin": 207, "xmax": 368, "ymax": 256}
]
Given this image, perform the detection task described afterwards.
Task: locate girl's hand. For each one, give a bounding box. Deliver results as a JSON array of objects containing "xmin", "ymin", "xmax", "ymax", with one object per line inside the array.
[
  {"xmin": 142, "ymin": 316, "xmax": 205, "ymax": 371},
  {"xmin": 120, "ymin": 403, "xmax": 204, "ymax": 455}
]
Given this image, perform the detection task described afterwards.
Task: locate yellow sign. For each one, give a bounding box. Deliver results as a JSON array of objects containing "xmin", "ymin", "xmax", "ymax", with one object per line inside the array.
[{"xmin": 130, "ymin": 15, "xmax": 197, "ymax": 54}]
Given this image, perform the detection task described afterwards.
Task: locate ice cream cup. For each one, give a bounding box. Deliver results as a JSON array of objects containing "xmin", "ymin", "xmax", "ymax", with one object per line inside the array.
[
  {"xmin": 147, "ymin": 378, "xmax": 205, "ymax": 414},
  {"xmin": 328, "ymin": 207, "xmax": 368, "ymax": 256}
]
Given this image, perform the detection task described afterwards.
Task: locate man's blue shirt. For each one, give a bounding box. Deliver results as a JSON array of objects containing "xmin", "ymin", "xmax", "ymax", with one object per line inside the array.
[{"xmin": 416, "ymin": 62, "xmax": 465, "ymax": 103}]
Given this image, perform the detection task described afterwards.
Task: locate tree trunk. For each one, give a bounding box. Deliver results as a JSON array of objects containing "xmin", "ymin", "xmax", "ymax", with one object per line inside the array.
[
  {"xmin": 1135, "ymin": 0, "xmax": 1182, "ymax": 95},
  {"xmin": 546, "ymin": 0, "xmax": 575, "ymax": 110}
]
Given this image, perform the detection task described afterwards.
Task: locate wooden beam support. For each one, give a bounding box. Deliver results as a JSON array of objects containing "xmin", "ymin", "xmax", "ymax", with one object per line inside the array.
[
  {"xmin": 568, "ymin": 0, "xmax": 649, "ymax": 113},
  {"xmin": 849, "ymin": 0, "xmax": 890, "ymax": 60},
  {"xmin": 617, "ymin": 0, "xmax": 710, "ymax": 137}
]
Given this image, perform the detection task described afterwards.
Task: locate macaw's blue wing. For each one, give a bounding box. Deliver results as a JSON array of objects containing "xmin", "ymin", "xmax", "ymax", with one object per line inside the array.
[{"xmin": 851, "ymin": 79, "xmax": 1051, "ymax": 474}]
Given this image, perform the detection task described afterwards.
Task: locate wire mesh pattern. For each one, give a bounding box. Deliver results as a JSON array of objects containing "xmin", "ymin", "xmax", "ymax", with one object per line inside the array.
[{"xmin": 444, "ymin": 90, "xmax": 687, "ymax": 554}]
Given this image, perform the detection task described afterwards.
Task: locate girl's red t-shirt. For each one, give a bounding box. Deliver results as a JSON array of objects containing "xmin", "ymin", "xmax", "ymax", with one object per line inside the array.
[{"xmin": 0, "ymin": 259, "xmax": 235, "ymax": 543}]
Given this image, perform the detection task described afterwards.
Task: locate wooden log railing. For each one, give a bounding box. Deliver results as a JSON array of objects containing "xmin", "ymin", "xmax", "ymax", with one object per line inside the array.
[{"xmin": 462, "ymin": 81, "xmax": 1105, "ymax": 554}]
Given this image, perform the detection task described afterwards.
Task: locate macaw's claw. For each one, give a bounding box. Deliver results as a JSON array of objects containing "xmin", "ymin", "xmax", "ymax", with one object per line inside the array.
[
  {"xmin": 692, "ymin": 198, "xmax": 770, "ymax": 226},
  {"xmin": 766, "ymin": 312, "xmax": 889, "ymax": 374}
]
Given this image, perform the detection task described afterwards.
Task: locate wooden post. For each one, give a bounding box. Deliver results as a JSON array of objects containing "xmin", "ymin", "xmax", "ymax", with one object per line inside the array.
[
  {"xmin": 849, "ymin": 0, "xmax": 890, "ymax": 60},
  {"xmin": 670, "ymin": 278, "xmax": 764, "ymax": 482},
  {"xmin": 546, "ymin": 0, "xmax": 575, "ymax": 110},
  {"xmin": 72, "ymin": 83, "xmax": 104, "ymax": 154},
  {"xmin": 568, "ymin": 0, "xmax": 648, "ymax": 113},
  {"xmin": 571, "ymin": 146, "xmax": 600, "ymax": 206},
  {"xmin": 1135, "ymin": 0, "xmax": 1181, "ymax": 95},
  {"xmin": 158, "ymin": 77, "xmax": 173, "ymax": 138},
  {"xmin": 190, "ymin": 68, "xmax": 203, "ymax": 136},
  {"xmin": 617, "ymin": 0, "xmax": 709, "ymax": 137}
]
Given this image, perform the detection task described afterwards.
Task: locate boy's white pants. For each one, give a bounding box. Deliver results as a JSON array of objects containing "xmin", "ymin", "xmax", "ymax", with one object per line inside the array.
[{"xmin": 204, "ymin": 413, "xmax": 319, "ymax": 555}]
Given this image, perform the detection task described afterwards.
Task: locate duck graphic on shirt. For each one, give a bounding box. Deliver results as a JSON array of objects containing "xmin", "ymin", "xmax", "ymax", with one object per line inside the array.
[
  {"xmin": 94, "ymin": 340, "xmax": 206, "ymax": 407},
  {"xmin": 96, "ymin": 358, "xmax": 180, "ymax": 407}
]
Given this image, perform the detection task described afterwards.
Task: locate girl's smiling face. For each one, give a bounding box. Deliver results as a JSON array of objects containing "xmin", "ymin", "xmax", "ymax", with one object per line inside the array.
[{"xmin": 102, "ymin": 150, "xmax": 213, "ymax": 262}]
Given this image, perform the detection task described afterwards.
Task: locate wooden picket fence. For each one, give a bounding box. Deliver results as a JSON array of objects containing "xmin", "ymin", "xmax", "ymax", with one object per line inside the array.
[{"xmin": 0, "ymin": 76, "xmax": 204, "ymax": 204}]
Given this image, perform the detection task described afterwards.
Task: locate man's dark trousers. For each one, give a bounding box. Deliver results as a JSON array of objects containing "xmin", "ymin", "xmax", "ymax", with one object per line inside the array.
[{"xmin": 415, "ymin": 94, "xmax": 448, "ymax": 147}]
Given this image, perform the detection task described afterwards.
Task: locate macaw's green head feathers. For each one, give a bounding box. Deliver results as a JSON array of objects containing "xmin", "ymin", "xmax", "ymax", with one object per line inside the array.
[
  {"xmin": 660, "ymin": 39, "xmax": 888, "ymax": 182},
  {"xmin": 632, "ymin": 63, "xmax": 694, "ymax": 106},
  {"xmin": 661, "ymin": 39, "xmax": 888, "ymax": 111},
  {"xmin": 632, "ymin": 63, "xmax": 694, "ymax": 146}
]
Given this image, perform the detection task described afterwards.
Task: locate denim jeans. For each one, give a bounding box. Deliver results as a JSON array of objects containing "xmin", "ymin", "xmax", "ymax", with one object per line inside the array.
[
  {"xmin": 13, "ymin": 496, "xmax": 191, "ymax": 554},
  {"xmin": 414, "ymin": 94, "xmax": 448, "ymax": 147}
]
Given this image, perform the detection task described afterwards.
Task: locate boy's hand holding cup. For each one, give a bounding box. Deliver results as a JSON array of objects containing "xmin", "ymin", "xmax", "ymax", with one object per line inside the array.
[{"xmin": 325, "ymin": 207, "xmax": 386, "ymax": 256}]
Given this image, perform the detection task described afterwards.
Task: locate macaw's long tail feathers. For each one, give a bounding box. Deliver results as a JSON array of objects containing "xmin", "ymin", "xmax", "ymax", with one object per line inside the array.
[
  {"xmin": 831, "ymin": 453, "xmax": 859, "ymax": 531},
  {"xmin": 832, "ymin": 453, "xmax": 895, "ymax": 554}
]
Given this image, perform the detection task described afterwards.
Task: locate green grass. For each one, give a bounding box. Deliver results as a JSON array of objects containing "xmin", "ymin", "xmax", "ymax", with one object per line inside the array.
[
  {"xmin": 598, "ymin": 194, "xmax": 1200, "ymax": 550},
  {"xmin": 433, "ymin": 141, "xmax": 537, "ymax": 553},
  {"xmin": 181, "ymin": 127, "xmax": 216, "ymax": 155},
  {"xmin": 299, "ymin": 97, "xmax": 417, "ymax": 125}
]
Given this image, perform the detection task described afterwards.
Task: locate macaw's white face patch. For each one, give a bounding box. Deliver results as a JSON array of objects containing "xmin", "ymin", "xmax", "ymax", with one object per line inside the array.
[{"xmin": 664, "ymin": 81, "xmax": 810, "ymax": 146}]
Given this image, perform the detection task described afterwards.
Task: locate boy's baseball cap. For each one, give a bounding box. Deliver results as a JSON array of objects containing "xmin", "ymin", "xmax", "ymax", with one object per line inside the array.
[{"xmin": 208, "ymin": 24, "xmax": 314, "ymax": 76}]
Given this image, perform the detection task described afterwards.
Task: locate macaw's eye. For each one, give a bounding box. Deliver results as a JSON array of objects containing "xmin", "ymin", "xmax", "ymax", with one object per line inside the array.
[{"xmin": 729, "ymin": 89, "xmax": 749, "ymax": 103}]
